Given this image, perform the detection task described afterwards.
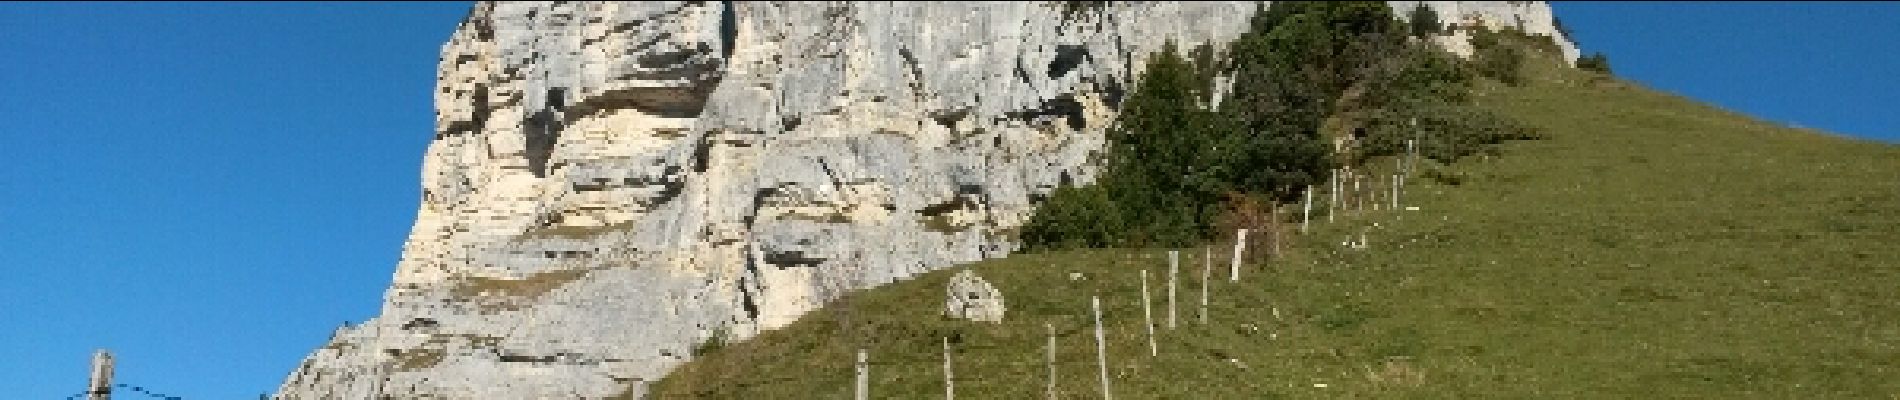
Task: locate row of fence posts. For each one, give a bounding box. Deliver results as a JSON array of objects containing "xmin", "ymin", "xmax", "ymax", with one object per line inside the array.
[
  {"xmin": 850, "ymin": 245, "xmax": 1243, "ymax": 399},
  {"xmin": 851, "ymin": 140, "xmax": 1422, "ymax": 398}
]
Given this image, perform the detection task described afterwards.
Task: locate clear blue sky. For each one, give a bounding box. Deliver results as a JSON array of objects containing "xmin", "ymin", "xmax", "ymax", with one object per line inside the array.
[
  {"xmin": 1, "ymin": 2, "xmax": 1895, "ymax": 398},
  {"xmin": 0, "ymin": 2, "xmax": 473, "ymax": 398},
  {"xmin": 1553, "ymin": 1, "xmax": 1900, "ymax": 142}
]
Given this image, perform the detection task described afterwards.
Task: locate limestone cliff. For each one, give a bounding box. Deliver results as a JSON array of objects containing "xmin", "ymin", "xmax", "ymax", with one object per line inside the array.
[{"xmin": 277, "ymin": 2, "xmax": 1573, "ymax": 398}]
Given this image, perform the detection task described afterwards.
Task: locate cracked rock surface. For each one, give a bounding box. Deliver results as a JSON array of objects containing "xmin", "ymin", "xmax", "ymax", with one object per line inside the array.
[{"xmin": 276, "ymin": 2, "xmax": 1571, "ymax": 398}]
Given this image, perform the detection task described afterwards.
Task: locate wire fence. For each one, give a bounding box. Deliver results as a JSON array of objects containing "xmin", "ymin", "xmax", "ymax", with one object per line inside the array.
[{"xmin": 61, "ymin": 383, "xmax": 186, "ymax": 400}]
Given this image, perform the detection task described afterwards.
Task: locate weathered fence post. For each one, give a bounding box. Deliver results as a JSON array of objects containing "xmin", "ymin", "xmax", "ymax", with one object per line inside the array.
[
  {"xmin": 856, "ymin": 349, "xmax": 869, "ymax": 400},
  {"xmin": 89, "ymin": 349, "xmax": 113, "ymax": 400},
  {"xmin": 1301, "ymin": 187, "xmax": 1312, "ymax": 233},
  {"xmin": 1329, "ymin": 169, "xmax": 1340, "ymax": 223},
  {"xmin": 1141, "ymin": 269, "xmax": 1156, "ymax": 357},
  {"xmin": 943, "ymin": 337, "xmax": 955, "ymax": 400},
  {"xmin": 1046, "ymin": 323, "xmax": 1057, "ymax": 400},
  {"xmin": 1199, "ymin": 246, "xmax": 1211, "ymax": 325},
  {"xmin": 1167, "ymin": 250, "xmax": 1178, "ymax": 329},
  {"xmin": 1273, "ymin": 205, "xmax": 1285, "ymax": 257},
  {"xmin": 1392, "ymin": 174, "xmax": 1401, "ymax": 210},
  {"xmin": 1093, "ymin": 296, "xmax": 1113, "ymax": 400},
  {"xmin": 1354, "ymin": 172, "xmax": 1363, "ymax": 213},
  {"xmin": 1375, "ymin": 175, "xmax": 1390, "ymax": 212},
  {"xmin": 1230, "ymin": 229, "xmax": 1248, "ymax": 282}
]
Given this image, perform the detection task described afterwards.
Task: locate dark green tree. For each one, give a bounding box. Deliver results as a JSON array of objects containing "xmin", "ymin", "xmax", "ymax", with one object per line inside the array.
[
  {"xmin": 1022, "ymin": 42, "xmax": 1228, "ymax": 249},
  {"xmin": 1577, "ymin": 52, "xmax": 1612, "ymax": 74},
  {"xmin": 1408, "ymin": 3, "xmax": 1442, "ymax": 38},
  {"xmin": 1021, "ymin": 0, "xmax": 1538, "ymax": 251}
]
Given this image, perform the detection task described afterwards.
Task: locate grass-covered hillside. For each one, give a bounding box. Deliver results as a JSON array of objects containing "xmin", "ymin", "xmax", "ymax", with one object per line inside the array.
[{"xmin": 647, "ymin": 28, "xmax": 1900, "ymax": 400}]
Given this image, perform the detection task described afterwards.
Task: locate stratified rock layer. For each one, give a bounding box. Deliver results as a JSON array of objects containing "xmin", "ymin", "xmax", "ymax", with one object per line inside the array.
[{"xmin": 278, "ymin": 2, "xmax": 1572, "ymax": 398}]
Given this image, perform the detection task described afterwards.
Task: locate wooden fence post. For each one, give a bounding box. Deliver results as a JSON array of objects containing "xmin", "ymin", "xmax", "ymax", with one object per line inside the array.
[
  {"xmin": 89, "ymin": 349, "xmax": 113, "ymax": 400},
  {"xmin": 1354, "ymin": 172, "xmax": 1363, "ymax": 213},
  {"xmin": 1329, "ymin": 169, "xmax": 1339, "ymax": 223},
  {"xmin": 1093, "ymin": 296, "xmax": 1113, "ymax": 400},
  {"xmin": 1272, "ymin": 205, "xmax": 1283, "ymax": 258},
  {"xmin": 1302, "ymin": 187, "xmax": 1312, "ymax": 233},
  {"xmin": 1141, "ymin": 269, "xmax": 1156, "ymax": 357},
  {"xmin": 1230, "ymin": 229, "xmax": 1248, "ymax": 282},
  {"xmin": 1046, "ymin": 323, "xmax": 1057, "ymax": 400},
  {"xmin": 944, "ymin": 337, "xmax": 955, "ymax": 400},
  {"xmin": 1392, "ymin": 174, "xmax": 1401, "ymax": 210},
  {"xmin": 856, "ymin": 349, "xmax": 869, "ymax": 400},
  {"xmin": 1199, "ymin": 246, "xmax": 1210, "ymax": 325}
]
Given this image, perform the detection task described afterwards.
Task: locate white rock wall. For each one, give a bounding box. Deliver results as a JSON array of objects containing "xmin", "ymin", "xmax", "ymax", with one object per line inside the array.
[
  {"xmin": 276, "ymin": 2, "xmax": 1572, "ymax": 398},
  {"xmin": 1392, "ymin": 1, "xmax": 1581, "ymax": 63}
]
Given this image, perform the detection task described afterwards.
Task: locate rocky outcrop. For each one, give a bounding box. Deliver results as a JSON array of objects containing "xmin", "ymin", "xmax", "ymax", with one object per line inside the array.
[
  {"xmin": 277, "ymin": 2, "xmax": 1573, "ymax": 398},
  {"xmin": 1393, "ymin": 1, "xmax": 1581, "ymax": 63}
]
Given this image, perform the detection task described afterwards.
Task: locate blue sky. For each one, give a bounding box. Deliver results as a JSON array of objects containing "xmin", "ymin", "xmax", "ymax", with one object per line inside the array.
[
  {"xmin": 0, "ymin": 2, "xmax": 1895, "ymax": 398},
  {"xmin": 0, "ymin": 2, "xmax": 472, "ymax": 398},
  {"xmin": 1553, "ymin": 1, "xmax": 1900, "ymax": 141}
]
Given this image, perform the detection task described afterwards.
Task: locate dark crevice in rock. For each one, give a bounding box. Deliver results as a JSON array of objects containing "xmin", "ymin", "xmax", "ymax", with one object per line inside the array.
[
  {"xmin": 718, "ymin": 0, "xmax": 737, "ymax": 60},
  {"xmin": 930, "ymin": 108, "xmax": 971, "ymax": 130},
  {"xmin": 1098, "ymin": 78, "xmax": 1126, "ymax": 110},
  {"xmin": 918, "ymin": 186, "xmax": 980, "ymax": 217},
  {"xmin": 524, "ymin": 87, "xmax": 566, "ymax": 178},
  {"xmin": 1047, "ymin": 44, "xmax": 1090, "ymax": 79},
  {"xmin": 440, "ymin": 84, "xmax": 492, "ymax": 140},
  {"xmin": 762, "ymin": 250, "xmax": 826, "ymax": 269},
  {"xmin": 782, "ymin": 115, "xmax": 802, "ymax": 132},
  {"xmin": 693, "ymin": 133, "xmax": 714, "ymax": 173},
  {"xmin": 743, "ymin": 186, "xmax": 778, "ymax": 226},
  {"xmin": 738, "ymin": 241, "xmax": 762, "ymax": 320},
  {"xmin": 644, "ymin": 177, "xmax": 686, "ymax": 208},
  {"xmin": 898, "ymin": 48, "xmax": 926, "ymax": 96},
  {"xmin": 565, "ymin": 86, "xmax": 710, "ymax": 122},
  {"xmin": 1004, "ymin": 94, "xmax": 1087, "ymax": 131},
  {"xmin": 400, "ymin": 318, "xmax": 439, "ymax": 331}
]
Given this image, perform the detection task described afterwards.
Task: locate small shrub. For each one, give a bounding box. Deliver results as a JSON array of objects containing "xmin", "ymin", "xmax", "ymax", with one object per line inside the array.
[
  {"xmin": 1407, "ymin": 3, "xmax": 1441, "ymax": 38},
  {"xmin": 691, "ymin": 327, "xmax": 730, "ymax": 357},
  {"xmin": 1577, "ymin": 52, "xmax": 1613, "ymax": 75},
  {"xmin": 1019, "ymin": 185, "xmax": 1126, "ymax": 251},
  {"xmin": 1423, "ymin": 167, "xmax": 1466, "ymax": 186},
  {"xmin": 1470, "ymin": 31, "xmax": 1525, "ymax": 85}
]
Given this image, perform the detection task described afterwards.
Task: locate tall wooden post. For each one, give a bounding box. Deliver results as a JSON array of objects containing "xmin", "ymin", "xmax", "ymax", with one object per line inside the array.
[
  {"xmin": 1271, "ymin": 206, "xmax": 1283, "ymax": 257},
  {"xmin": 1329, "ymin": 169, "xmax": 1339, "ymax": 223},
  {"xmin": 1199, "ymin": 246, "xmax": 1210, "ymax": 325},
  {"xmin": 88, "ymin": 349, "xmax": 113, "ymax": 400},
  {"xmin": 1301, "ymin": 187, "xmax": 1312, "ymax": 233},
  {"xmin": 943, "ymin": 337, "xmax": 955, "ymax": 400},
  {"xmin": 1045, "ymin": 323, "xmax": 1057, "ymax": 400},
  {"xmin": 1354, "ymin": 172, "xmax": 1364, "ymax": 213},
  {"xmin": 1392, "ymin": 174, "xmax": 1401, "ymax": 209},
  {"xmin": 1141, "ymin": 270, "xmax": 1156, "ymax": 357},
  {"xmin": 1408, "ymin": 116, "xmax": 1420, "ymax": 176},
  {"xmin": 855, "ymin": 349, "xmax": 869, "ymax": 400},
  {"xmin": 1092, "ymin": 296, "xmax": 1112, "ymax": 400},
  {"xmin": 1230, "ymin": 229, "xmax": 1248, "ymax": 282}
]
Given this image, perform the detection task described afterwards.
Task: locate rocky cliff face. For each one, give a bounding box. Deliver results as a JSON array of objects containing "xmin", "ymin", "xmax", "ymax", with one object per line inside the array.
[{"xmin": 277, "ymin": 2, "xmax": 1572, "ymax": 398}]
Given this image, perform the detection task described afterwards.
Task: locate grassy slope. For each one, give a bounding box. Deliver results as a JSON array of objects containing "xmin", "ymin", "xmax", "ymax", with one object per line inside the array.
[{"xmin": 650, "ymin": 59, "xmax": 1900, "ymax": 398}]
